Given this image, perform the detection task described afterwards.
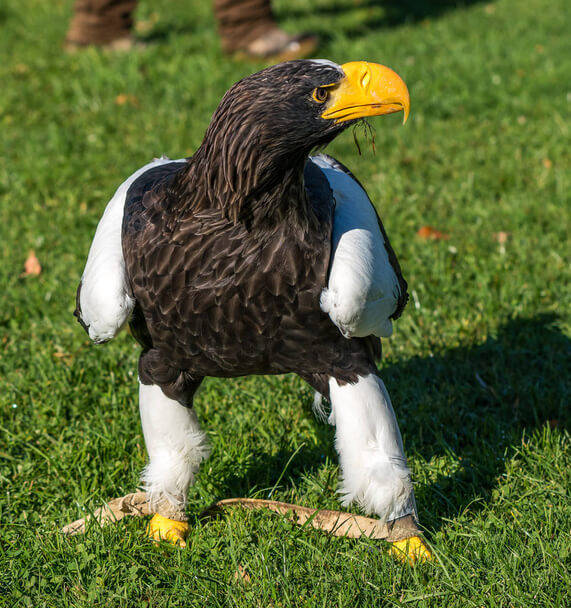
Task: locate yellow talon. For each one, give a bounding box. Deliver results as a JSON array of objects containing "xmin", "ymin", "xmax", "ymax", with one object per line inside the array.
[
  {"xmin": 146, "ymin": 513, "xmax": 190, "ymax": 547},
  {"xmin": 389, "ymin": 535, "xmax": 432, "ymax": 564}
]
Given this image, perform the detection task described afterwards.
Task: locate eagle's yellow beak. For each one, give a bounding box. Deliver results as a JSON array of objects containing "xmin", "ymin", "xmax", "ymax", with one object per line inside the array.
[{"xmin": 322, "ymin": 61, "xmax": 410, "ymax": 124}]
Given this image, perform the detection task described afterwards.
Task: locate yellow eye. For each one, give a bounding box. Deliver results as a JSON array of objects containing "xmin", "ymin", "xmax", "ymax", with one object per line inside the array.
[{"xmin": 312, "ymin": 87, "xmax": 329, "ymax": 103}]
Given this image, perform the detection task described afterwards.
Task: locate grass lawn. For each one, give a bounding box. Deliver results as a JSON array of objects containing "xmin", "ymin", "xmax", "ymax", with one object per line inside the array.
[{"xmin": 1, "ymin": 0, "xmax": 570, "ymax": 605}]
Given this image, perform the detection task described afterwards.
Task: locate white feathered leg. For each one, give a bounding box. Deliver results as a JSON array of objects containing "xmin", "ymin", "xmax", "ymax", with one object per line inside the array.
[
  {"xmin": 139, "ymin": 382, "xmax": 210, "ymax": 521},
  {"xmin": 328, "ymin": 373, "xmax": 416, "ymax": 524}
]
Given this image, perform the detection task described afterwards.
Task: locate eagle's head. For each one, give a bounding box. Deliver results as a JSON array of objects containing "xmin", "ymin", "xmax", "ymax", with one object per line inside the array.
[
  {"xmin": 176, "ymin": 60, "xmax": 410, "ymax": 225},
  {"xmin": 206, "ymin": 59, "xmax": 410, "ymax": 157}
]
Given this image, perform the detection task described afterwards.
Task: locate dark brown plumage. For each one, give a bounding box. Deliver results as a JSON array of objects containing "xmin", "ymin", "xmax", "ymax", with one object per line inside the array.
[
  {"xmin": 71, "ymin": 60, "xmax": 434, "ymax": 559},
  {"xmin": 123, "ymin": 157, "xmax": 379, "ymax": 405},
  {"xmin": 76, "ymin": 60, "xmax": 407, "ymax": 405}
]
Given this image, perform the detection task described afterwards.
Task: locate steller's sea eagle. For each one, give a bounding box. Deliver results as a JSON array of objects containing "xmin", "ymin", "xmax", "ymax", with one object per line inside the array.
[{"xmin": 75, "ymin": 59, "xmax": 431, "ymax": 562}]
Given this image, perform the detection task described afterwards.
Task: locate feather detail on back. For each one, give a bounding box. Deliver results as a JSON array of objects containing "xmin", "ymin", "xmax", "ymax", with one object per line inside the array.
[
  {"xmin": 314, "ymin": 154, "xmax": 402, "ymax": 339},
  {"xmin": 75, "ymin": 157, "xmax": 185, "ymax": 343}
]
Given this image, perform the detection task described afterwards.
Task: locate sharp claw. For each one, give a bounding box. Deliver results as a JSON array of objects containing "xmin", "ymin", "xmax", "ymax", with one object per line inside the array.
[
  {"xmin": 146, "ymin": 513, "xmax": 190, "ymax": 547},
  {"xmin": 389, "ymin": 535, "xmax": 432, "ymax": 564}
]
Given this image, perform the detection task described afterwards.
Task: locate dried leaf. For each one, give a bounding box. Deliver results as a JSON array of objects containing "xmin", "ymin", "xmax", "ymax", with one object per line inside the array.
[
  {"xmin": 23, "ymin": 250, "xmax": 42, "ymax": 276},
  {"xmin": 493, "ymin": 231, "xmax": 510, "ymax": 255},
  {"xmin": 115, "ymin": 94, "xmax": 139, "ymax": 107},
  {"xmin": 233, "ymin": 565, "xmax": 251, "ymax": 584},
  {"xmin": 493, "ymin": 231, "xmax": 509, "ymax": 244},
  {"xmin": 53, "ymin": 350, "xmax": 74, "ymax": 366},
  {"xmin": 416, "ymin": 225, "xmax": 450, "ymax": 240}
]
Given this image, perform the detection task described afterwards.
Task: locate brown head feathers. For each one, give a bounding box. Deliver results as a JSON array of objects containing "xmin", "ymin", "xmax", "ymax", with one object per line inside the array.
[{"xmin": 166, "ymin": 61, "xmax": 347, "ymax": 229}]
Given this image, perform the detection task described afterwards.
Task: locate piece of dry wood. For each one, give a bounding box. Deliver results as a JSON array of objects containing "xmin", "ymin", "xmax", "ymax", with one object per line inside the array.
[
  {"xmin": 62, "ymin": 493, "xmax": 418, "ymax": 541},
  {"xmin": 62, "ymin": 491, "xmax": 151, "ymax": 536},
  {"xmin": 199, "ymin": 497, "xmax": 392, "ymax": 539}
]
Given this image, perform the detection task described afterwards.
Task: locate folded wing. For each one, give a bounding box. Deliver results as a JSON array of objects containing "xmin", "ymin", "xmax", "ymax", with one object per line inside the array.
[
  {"xmin": 314, "ymin": 154, "xmax": 408, "ymax": 339},
  {"xmin": 75, "ymin": 157, "xmax": 185, "ymax": 343}
]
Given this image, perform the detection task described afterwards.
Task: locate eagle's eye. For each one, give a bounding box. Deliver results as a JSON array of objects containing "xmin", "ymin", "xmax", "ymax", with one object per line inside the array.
[{"xmin": 312, "ymin": 87, "xmax": 329, "ymax": 103}]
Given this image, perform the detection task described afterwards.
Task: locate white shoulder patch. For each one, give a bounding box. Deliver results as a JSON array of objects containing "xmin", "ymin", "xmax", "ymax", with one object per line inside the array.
[
  {"xmin": 312, "ymin": 154, "xmax": 400, "ymax": 339},
  {"xmin": 78, "ymin": 157, "xmax": 186, "ymax": 343},
  {"xmin": 309, "ymin": 59, "xmax": 342, "ymax": 70}
]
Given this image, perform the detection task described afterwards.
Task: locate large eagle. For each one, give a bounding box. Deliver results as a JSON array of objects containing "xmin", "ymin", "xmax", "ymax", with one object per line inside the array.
[{"xmin": 75, "ymin": 59, "xmax": 430, "ymax": 562}]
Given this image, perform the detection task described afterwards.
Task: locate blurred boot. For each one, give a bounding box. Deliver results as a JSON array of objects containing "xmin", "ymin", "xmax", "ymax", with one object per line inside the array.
[
  {"xmin": 65, "ymin": 0, "xmax": 139, "ymax": 50},
  {"xmin": 214, "ymin": 0, "xmax": 318, "ymax": 61}
]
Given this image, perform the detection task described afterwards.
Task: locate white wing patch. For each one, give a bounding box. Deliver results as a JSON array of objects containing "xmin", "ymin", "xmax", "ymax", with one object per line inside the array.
[
  {"xmin": 313, "ymin": 154, "xmax": 400, "ymax": 339},
  {"xmin": 78, "ymin": 157, "xmax": 186, "ymax": 343},
  {"xmin": 308, "ymin": 59, "xmax": 343, "ymax": 72}
]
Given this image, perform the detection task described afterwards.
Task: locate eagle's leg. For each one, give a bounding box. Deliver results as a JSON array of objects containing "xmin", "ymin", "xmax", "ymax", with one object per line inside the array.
[
  {"xmin": 328, "ymin": 373, "xmax": 431, "ymax": 563},
  {"xmin": 138, "ymin": 381, "xmax": 210, "ymax": 546}
]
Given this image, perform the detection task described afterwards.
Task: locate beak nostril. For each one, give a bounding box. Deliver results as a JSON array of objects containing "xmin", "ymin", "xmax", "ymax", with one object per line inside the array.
[{"xmin": 360, "ymin": 69, "xmax": 370, "ymax": 91}]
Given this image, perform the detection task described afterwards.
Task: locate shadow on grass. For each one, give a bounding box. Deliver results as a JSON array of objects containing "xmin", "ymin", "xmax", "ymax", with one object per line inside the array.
[
  {"xmin": 137, "ymin": 22, "xmax": 201, "ymax": 45},
  {"xmin": 387, "ymin": 312, "xmax": 569, "ymax": 529},
  {"xmin": 207, "ymin": 313, "xmax": 569, "ymax": 531},
  {"xmin": 136, "ymin": 1, "xmax": 492, "ymax": 49},
  {"xmin": 282, "ymin": 0, "xmax": 491, "ymax": 42}
]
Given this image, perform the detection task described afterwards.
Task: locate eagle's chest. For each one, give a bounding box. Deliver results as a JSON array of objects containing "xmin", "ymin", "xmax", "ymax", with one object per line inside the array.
[
  {"xmin": 131, "ymin": 213, "xmax": 333, "ymax": 376},
  {"xmin": 123, "ymin": 157, "xmax": 336, "ymax": 377}
]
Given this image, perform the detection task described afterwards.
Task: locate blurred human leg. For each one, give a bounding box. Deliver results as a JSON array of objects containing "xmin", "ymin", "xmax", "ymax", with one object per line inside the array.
[
  {"xmin": 65, "ymin": 0, "xmax": 138, "ymax": 48},
  {"xmin": 213, "ymin": 0, "xmax": 318, "ymax": 60}
]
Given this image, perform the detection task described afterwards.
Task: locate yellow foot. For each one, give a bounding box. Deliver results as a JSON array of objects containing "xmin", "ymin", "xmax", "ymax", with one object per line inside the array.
[
  {"xmin": 146, "ymin": 514, "xmax": 190, "ymax": 547},
  {"xmin": 389, "ymin": 535, "xmax": 432, "ymax": 564}
]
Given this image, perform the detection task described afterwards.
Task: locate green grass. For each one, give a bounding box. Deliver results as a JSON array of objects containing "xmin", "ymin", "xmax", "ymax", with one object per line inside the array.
[{"xmin": 1, "ymin": 0, "xmax": 570, "ymax": 605}]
